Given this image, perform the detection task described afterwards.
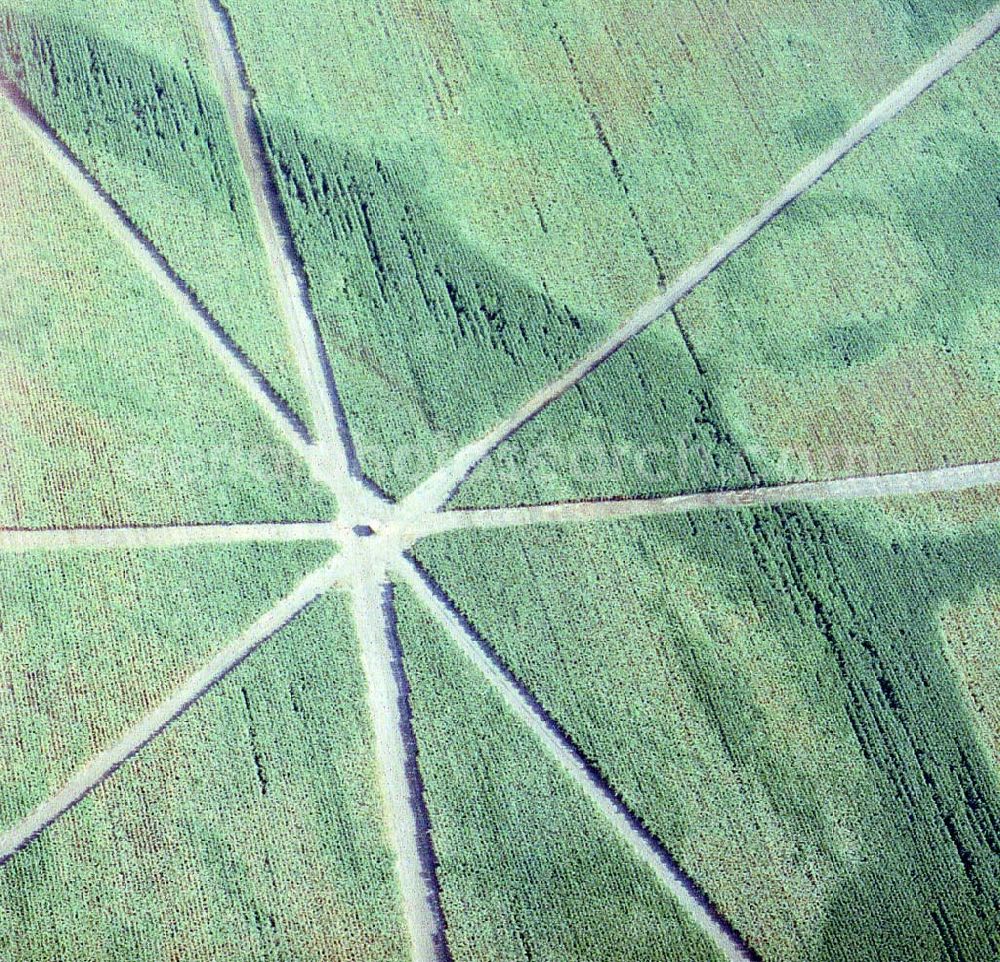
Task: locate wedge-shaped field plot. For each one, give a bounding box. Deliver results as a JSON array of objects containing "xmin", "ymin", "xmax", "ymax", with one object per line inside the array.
[
  {"xmin": 0, "ymin": 3, "xmax": 315, "ymax": 426},
  {"xmin": 0, "ymin": 590, "xmax": 409, "ymax": 962},
  {"xmin": 455, "ymin": 40, "xmax": 1000, "ymax": 506},
  {"xmin": 413, "ymin": 491, "xmax": 1000, "ymax": 962},
  {"xmin": 452, "ymin": 318, "xmax": 761, "ymax": 507},
  {"xmin": 392, "ymin": 583, "xmax": 727, "ymax": 962},
  {"xmin": 0, "ymin": 541, "xmax": 333, "ymax": 840},
  {"xmin": 0, "ymin": 97, "xmax": 334, "ymax": 527},
  {"xmin": 219, "ymin": 0, "xmax": 992, "ymax": 496}
]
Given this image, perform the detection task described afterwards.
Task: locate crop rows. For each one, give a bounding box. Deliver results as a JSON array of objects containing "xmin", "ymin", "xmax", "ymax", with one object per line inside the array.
[
  {"xmin": 393, "ymin": 583, "xmax": 726, "ymax": 962},
  {"xmin": 224, "ymin": 0, "xmax": 993, "ymax": 498},
  {"xmin": 0, "ymin": 96, "xmax": 333, "ymax": 528},
  {"xmin": 0, "ymin": 3, "xmax": 314, "ymax": 427},
  {"xmin": 414, "ymin": 493, "xmax": 1000, "ymax": 960},
  {"xmin": 0, "ymin": 591, "xmax": 410, "ymax": 961},
  {"xmin": 454, "ymin": 38, "xmax": 1000, "ymax": 508},
  {"xmin": 0, "ymin": 542, "xmax": 332, "ymax": 840},
  {"xmin": 0, "ymin": 1, "xmax": 998, "ymax": 961}
]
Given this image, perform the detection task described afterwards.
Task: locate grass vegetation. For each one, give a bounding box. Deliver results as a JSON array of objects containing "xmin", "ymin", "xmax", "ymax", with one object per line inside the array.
[
  {"xmin": 455, "ymin": 41, "xmax": 1000, "ymax": 506},
  {"xmin": 225, "ymin": 0, "xmax": 991, "ymax": 496},
  {"xmin": 392, "ymin": 582, "xmax": 725, "ymax": 962},
  {"xmin": 0, "ymin": 541, "xmax": 333, "ymax": 837},
  {"xmin": 0, "ymin": 2, "xmax": 315, "ymax": 427},
  {"xmin": 0, "ymin": 589, "xmax": 409, "ymax": 962},
  {"xmin": 0, "ymin": 96, "xmax": 335, "ymax": 527},
  {"xmin": 3, "ymin": 2, "xmax": 999, "ymax": 960},
  {"xmin": 414, "ymin": 492, "xmax": 1000, "ymax": 961}
]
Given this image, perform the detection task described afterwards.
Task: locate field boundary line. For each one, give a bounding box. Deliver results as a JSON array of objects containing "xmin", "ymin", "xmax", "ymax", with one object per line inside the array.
[
  {"xmin": 0, "ymin": 553, "xmax": 347, "ymax": 867},
  {"xmin": 352, "ymin": 576, "xmax": 452, "ymax": 962},
  {"xmin": 409, "ymin": 460, "xmax": 1000, "ymax": 536},
  {"xmin": 394, "ymin": 4, "xmax": 1000, "ymax": 516},
  {"xmin": 396, "ymin": 556, "xmax": 758, "ymax": 962},
  {"xmin": 0, "ymin": 71, "xmax": 334, "ymax": 484},
  {"xmin": 195, "ymin": 0, "xmax": 383, "ymax": 514},
  {"xmin": 0, "ymin": 521, "xmax": 345, "ymax": 553}
]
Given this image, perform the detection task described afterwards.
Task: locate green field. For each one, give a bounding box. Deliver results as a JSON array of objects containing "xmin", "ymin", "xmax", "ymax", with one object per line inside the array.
[
  {"xmin": 0, "ymin": 96, "xmax": 334, "ymax": 527},
  {"xmin": 0, "ymin": 1, "xmax": 315, "ymax": 427},
  {"xmin": 222, "ymin": 0, "xmax": 994, "ymax": 497},
  {"xmin": 0, "ymin": 591, "xmax": 409, "ymax": 961},
  {"xmin": 414, "ymin": 492, "xmax": 1000, "ymax": 960},
  {"xmin": 456, "ymin": 40, "xmax": 1000, "ymax": 507},
  {"xmin": 0, "ymin": 541, "xmax": 332, "ymax": 833},
  {"xmin": 1, "ymin": 2, "xmax": 999, "ymax": 961},
  {"xmin": 394, "ymin": 583, "xmax": 725, "ymax": 962}
]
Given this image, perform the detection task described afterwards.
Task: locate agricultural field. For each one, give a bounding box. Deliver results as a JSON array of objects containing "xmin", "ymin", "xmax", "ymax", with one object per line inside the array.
[
  {"xmin": 0, "ymin": 0, "xmax": 315, "ymax": 427},
  {"xmin": 0, "ymin": 95, "xmax": 334, "ymax": 527},
  {"xmin": 1, "ymin": 591, "xmax": 410, "ymax": 961},
  {"xmin": 457, "ymin": 39, "xmax": 1000, "ymax": 507},
  {"xmin": 413, "ymin": 491, "xmax": 1000, "ymax": 960},
  {"xmin": 0, "ymin": 542, "xmax": 333, "ymax": 835},
  {"xmin": 391, "ymin": 583, "xmax": 725, "ymax": 962},
  {"xmin": 227, "ymin": 0, "xmax": 993, "ymax": 496},
  {"xmin": 0, "ymin": 1, "xmax": 999, "ymax": 962}
]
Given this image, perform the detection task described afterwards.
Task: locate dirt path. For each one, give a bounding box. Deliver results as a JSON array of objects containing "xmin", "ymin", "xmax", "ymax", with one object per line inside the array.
[
  {"xmin": 351, "ymin": 575, "xmax": 447, "ymax": 962},
  {"xmin": 195, "ymin": 0, "xmax": 370, "ymax": 516},
  {"xmin": 394, "ymin": 4, "xmax": 1000, "ymax": 518},
  {"xmin": 0, "ymin": 73, "xmax": 330, "ymax": 486},
  {"xmin": 0, "ymin": 553, "xmax": 346, "ymax": 867},
  {"xmin": 4, "ymin": 8, "xmax": 998, "ymax": 954},
  {"xmin": 397, "ymin": 557, "xmax": 755, "ymax": 962},
  {"xmin": 408, "ymin": 459, "xmax": 1000, "ymax": 537},
  {"xmin": 0, "ymin": 521, "xmax": 344, "ymax": 553}
]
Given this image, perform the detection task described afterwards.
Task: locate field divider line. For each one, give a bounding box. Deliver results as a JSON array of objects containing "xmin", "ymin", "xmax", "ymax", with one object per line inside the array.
[
  {"xmin": 407, "ymin": 459, "xmax": 1000, "ymax": 537},
  {"xmin": 0, "ymin": 553, "xmax": 348, "ymax": 867},
  {"xmin": 0, "ymin": 521, "xmax": 346, "ymax": 553},
  {"xmin": 396, "ymin": 555, "xmax": 759, "ymax": 962},
  {"xmin": 394, "ymin": 4, "xmax": 1000, "ymax": 517},
  {"xmin": 352, "ymin": 576, "xmax": 452, "ymax": 962},
  {"xmin": 0, "ymin": 72, "xmax": 337, "ymax": 486},
  {"xmin": 196, "ymin": 0, "xmax": 378, "ymax": 512}
]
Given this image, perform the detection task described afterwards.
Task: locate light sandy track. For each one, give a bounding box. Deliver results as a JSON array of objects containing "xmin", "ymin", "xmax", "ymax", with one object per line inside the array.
[
  {"xmin": 3, "ymin": 8, "xmax": 998, "ymax": 957},
  {"xmin": 195, "ymin": 0, "xmax": 367, "ymax": 514},
  {"xmin": 0, "ymin": 553, "xmax": 347, "ymax": 867},
  {"xmin": 0, "ymin": 521, "xmax": 345, "ymax": 553},
  {"xmin": 395, "ymin": 4, "xmax": 1000, "ymax": 518},
  {"xmin": 397, "ymin": 557, "xmax": 756, "ymax": 962},
  {"xmin": 352, "ymin": 576, "xmax": 447, "ymax": 962},
  {"xmin": 0, "ymin": 74, "xmax": 336, "ymax": 489},
  {"xmin": 407, "ymin": 460, "xmax": 1000, "ymax": 538}
]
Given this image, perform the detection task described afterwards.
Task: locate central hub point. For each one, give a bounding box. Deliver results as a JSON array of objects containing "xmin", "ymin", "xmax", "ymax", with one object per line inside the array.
[{"xmin": 352, "ymin": 523, "xmax": 377, "ymax": 538}]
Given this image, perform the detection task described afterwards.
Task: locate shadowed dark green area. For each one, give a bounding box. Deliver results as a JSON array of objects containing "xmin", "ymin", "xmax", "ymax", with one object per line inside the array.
[
  {"xmin": 415, "ymin": 501, "xmax": 1000, "ymax": 961},
  {"xmin": 0, "ymin": 9, "xmax": 314, "ymax": 426},
  {"xmin": 258, "ymin": 115, "xmax": 616, "ymax": 498},
  {"xmin": 238, "ymin": 0, "xmax": 998, "ymax": 503},
  {"xmin": 453, "ymin": 44, "xmax": 1000, "ymax": 507},
  {"xmin": 454, "ymin": 316, "xmax": 767, "ymax": 508},
  {"xmin": 254, "ymin": 126, "xmax": 777, "ymax": 503}
]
